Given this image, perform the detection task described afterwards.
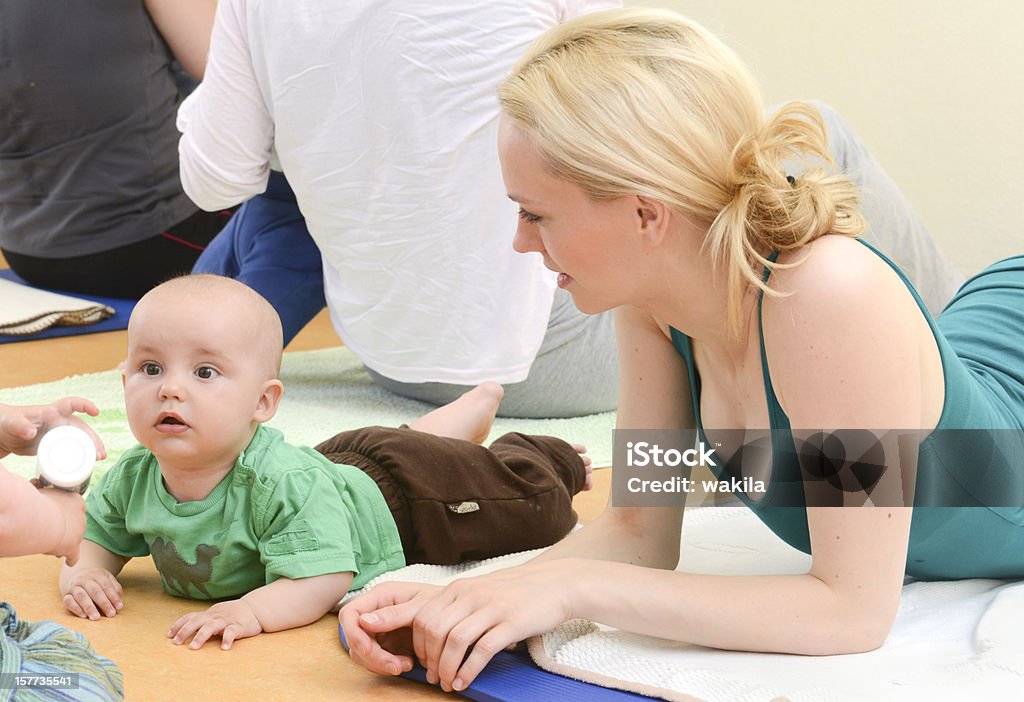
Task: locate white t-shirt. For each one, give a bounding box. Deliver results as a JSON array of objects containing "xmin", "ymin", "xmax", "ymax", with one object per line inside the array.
[{"xmin": 178, "ymin": 0, "xmax": 620, "ymax": 384}]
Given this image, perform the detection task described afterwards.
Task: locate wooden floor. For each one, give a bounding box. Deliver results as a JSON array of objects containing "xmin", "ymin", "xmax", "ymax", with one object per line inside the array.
[{"xmin": 0, "ymin": 254, "xmax": 612, "ymax": 701}]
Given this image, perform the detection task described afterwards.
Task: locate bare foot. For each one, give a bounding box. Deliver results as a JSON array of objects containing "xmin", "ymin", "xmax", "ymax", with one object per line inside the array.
[
  {"xmin": 407, "ymin": 382, "xmax": 504, "ymax": 444},
  {"xmin": 573, "ymin": 443, "xmax": 594, "ymax": 491}
]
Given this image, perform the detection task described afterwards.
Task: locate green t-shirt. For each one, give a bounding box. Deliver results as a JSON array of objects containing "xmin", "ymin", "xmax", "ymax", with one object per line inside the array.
[{"xmin": 85, "ymin": 425, "xmax": 405, "ymax": 599}]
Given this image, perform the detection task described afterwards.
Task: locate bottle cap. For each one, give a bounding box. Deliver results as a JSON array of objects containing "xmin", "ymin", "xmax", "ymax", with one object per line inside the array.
[{"xmin": 36, "ymin": 425, "xmax": 96, "ymax": 491}]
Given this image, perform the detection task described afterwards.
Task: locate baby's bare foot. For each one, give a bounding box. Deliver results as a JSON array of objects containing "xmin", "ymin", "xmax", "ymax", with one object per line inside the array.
[
  {"xmin": 572, "ymin": 443, "xmax": 594, "ymax": 491},
  {"xmin": 408, "ymin": 382, "xmax": 504, "ymax": 444},
  {"xmin": 455, "ymin": 382, "xmax": 504, "ymax": 444}
]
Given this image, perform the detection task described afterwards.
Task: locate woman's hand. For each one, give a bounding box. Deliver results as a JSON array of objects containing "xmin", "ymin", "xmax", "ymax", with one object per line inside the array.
[
  {"xmin": 339, "ymin": 582, "xmax": 442, "ymax": 676},
  {"xmin": 410, "ymin": 561, "xmax": 576, "ymax": 692},
  {"xmin": 342, "ymin": 562, "xmax": 578, "ymax": 691}
]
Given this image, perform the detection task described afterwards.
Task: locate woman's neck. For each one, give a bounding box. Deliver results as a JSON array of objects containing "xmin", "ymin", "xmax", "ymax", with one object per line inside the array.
[{"xmin": 638, "ymin": 228, "xmax": 758, "ymax": 363}]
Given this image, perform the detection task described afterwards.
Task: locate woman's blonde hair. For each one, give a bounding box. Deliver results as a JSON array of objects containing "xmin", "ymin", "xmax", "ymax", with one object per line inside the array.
[{"xmin": 499, "ymin": 8, "xmax": 865, "ymax": 332}]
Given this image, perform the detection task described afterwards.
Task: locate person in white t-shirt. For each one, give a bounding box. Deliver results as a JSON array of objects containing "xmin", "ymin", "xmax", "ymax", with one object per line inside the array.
[
  {"xmin": 178, "ymin": 0, "xmax": 963, "ymax": 418},
  {"xmin": 179, "ymin": 0, "xmax": 622, "ymax": 418}
]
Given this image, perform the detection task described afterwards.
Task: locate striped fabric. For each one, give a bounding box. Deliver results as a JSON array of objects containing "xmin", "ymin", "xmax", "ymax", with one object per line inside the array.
[{"xmin": 0, "ymin": 602, "xmax": 123, "ymax": 701}]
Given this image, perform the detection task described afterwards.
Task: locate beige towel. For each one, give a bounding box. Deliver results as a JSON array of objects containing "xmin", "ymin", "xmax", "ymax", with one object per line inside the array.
[{"xmin": 0, "ymin": 278, "xmax": 114, "ymax": 335}]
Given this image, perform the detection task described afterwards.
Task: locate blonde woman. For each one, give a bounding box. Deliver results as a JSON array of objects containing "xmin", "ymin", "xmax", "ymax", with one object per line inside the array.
[{"xmin": 340, "ymin": 8, "xmax": 1024, "ymax": 692}]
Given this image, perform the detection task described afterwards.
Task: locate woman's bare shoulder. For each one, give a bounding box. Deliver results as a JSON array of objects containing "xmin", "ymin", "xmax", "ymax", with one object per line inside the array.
[
  {"xmin": 761, "ymin": 236, "xmax": 929, "ymax": 427},
  {"xmin": 770, "ymin": 236, "xmax": 894, "ymax": 301}
]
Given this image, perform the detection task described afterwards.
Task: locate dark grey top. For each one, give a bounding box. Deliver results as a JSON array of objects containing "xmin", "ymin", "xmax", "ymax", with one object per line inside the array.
[{"xmin": 0, "ymin": 0, "xmax": 197, "ymax": 258}]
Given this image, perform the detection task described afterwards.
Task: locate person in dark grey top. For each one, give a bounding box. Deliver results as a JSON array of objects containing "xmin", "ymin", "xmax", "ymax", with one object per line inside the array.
[{"xmin": 0, "ymin": 0, "xmax": 224, "ymax": 299}]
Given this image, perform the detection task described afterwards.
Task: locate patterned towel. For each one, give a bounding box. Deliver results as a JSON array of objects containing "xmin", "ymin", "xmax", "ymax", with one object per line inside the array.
[{"xmin": 0, "ymin": 279, "xmax": 114, "ymax": 336}]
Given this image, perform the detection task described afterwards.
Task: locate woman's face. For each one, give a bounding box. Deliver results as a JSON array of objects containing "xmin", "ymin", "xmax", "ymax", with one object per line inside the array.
[{"xmin": 498, "ymin": 119, "xmax": 652, "ymax": 315}]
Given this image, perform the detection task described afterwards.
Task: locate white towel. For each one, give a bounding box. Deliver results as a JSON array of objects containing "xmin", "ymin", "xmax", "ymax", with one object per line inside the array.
[
  {"xmin": 344, "ymin": 506, "xmax": 1023, "ymax": 702},
  {"xmin": 0, "ymin": 278, "xmax": 114, "ymax": 335}
]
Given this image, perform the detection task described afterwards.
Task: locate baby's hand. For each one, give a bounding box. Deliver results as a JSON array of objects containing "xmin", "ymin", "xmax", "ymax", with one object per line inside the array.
[
  {"xmin": 169, "ymin": 599, "xmax": 263, "ymax": 650},
  {"xmin": 62, "ymin": 568, "xmax": 124, "ymax": 620}
]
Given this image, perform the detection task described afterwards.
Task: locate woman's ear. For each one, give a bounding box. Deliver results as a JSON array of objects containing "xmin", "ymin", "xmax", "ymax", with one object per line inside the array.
[
  {"xmin": 636, "ymin": 196, "xmax": 671, "ymax": 247},
  {"xmin": 253, "ymin": 379, "xmax": 284, "ymax": 423}
]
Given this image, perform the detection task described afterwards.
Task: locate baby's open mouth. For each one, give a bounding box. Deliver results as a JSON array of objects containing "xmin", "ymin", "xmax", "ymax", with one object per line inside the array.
[{"xmin": 157, "ymin": 414, "xmax": 187, "ymax": 427}]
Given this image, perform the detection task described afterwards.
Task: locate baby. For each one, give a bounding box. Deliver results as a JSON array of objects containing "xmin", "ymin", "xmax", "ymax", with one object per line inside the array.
[{"xmin": 59, "ymin": 275, "xmax": 590, "ymax": 650}]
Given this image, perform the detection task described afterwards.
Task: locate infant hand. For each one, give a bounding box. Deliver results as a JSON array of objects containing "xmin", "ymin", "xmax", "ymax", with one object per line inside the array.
[
  {"xmin": 62, "ymin": 568, "xmax": 124, "ymax": 620},
  {"xmin": 169, "ymin": 600, "xmax": 263, "ymax": 650}
]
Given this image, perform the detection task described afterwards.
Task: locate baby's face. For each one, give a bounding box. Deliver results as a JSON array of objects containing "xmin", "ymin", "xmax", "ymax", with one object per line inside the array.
[{"xmin": 123, "ymin": 296, "xmax": 273, "ymax": 473}]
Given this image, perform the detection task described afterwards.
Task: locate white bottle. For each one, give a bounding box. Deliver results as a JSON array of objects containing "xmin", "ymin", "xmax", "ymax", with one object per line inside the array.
[{"xmin": 36, "ymin": 425, "xmax": 96, "ymax": 493}]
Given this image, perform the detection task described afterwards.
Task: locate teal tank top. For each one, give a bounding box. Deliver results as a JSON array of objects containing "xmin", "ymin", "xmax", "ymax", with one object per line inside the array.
[{"xmin": 670, "ymin": 240, "xmax": 1024, "ymax": 580}]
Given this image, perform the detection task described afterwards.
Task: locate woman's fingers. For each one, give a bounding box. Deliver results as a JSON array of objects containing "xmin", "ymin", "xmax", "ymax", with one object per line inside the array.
[
  {"xmin": 339, "ymin": 582, "xmax": 439, "ymax": 675},
  {"xmin": 413, "ymin": 584, "xmax": 502, "ymax": 687},
  {"xmin": 411, "ymin": 589, "xmax": 463, "ymax": 677},
  {"xmin": 434, "ymin": 612, "xmax": 516, "ymax": 692}
]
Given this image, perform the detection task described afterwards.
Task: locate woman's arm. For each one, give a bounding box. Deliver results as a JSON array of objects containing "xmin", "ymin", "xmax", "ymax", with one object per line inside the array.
[
  {"xmin": 538, "ymin": 241, "xmax": 925, "ymax": 657},
  {"xmin": 143, "ymin": 0, "xmax": 217, "ymax": 80},
  {"xmin": 758, "ymin": 236, "xmax": 932, "ymax": 645},
  {"xmin": 533, "ymin": 304, "xmax": 693, "ymax": 567},
  {"xmin": 177, "ymin": 0, "xmax": 275, "ymax": 210}
]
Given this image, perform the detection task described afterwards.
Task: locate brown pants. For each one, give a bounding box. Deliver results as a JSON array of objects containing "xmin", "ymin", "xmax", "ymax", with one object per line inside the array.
[{"xmin": 315, "ymin": 427, "xmax": 586, "ymax": 565}]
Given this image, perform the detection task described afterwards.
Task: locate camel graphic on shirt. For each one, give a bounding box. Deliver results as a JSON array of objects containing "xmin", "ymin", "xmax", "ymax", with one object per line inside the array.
[{"xmin": 150, "ymin": 537, "xmax": 220, "ymax": 599}]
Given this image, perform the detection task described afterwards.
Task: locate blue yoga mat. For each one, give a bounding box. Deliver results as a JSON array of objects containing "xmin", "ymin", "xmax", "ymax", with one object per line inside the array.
[
  {"xmin": 338, "ymin": 624, "xmax": 651, "ymax": 702},
  {"xmin": 0, "ymin": 269, "xmax": 136, "ymax": 343}
]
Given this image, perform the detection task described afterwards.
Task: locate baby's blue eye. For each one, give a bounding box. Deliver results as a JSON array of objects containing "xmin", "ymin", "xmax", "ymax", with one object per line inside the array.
[{"xmin": 142, "ymin": 363, "xmax": 162, "ymax": 376}]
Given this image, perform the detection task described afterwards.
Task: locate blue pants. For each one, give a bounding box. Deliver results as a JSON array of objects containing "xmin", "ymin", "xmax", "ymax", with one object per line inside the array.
[{"xmin": 192, "ymin": 171, "xmax": 326, "ymax": 345}]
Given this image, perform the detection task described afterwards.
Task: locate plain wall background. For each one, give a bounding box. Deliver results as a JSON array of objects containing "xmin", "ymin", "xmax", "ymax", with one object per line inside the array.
[{"xmin": 635, "ymin": 0, "xmax": 1023, "ymax": 276}]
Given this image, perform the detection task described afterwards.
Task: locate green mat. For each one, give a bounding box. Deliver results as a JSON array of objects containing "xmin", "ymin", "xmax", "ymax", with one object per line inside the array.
[{"xmin": 0, "ymin": 347, "xmax": 616, "ymax": 483}]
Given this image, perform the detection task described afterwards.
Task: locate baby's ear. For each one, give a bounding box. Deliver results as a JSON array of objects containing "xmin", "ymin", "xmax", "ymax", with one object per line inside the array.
[{"xmin": 254, "ymin": 379, "xmax": 284, "ymax": 423}]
